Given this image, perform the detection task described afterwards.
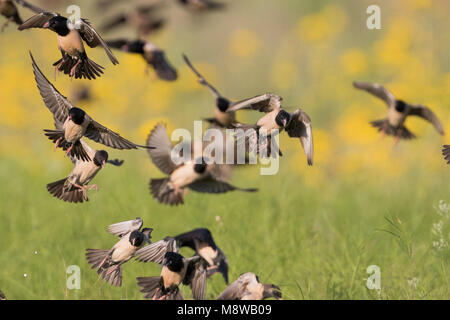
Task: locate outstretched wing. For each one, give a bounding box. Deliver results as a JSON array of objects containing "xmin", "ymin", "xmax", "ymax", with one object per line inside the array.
[
  {"xmin": 15, "ymin": 0, "xmax": 46, "ymax": 14},
  {"xmin": 84, "ymin": 118, "xmax": 152, "ymax": 150},
  {"xmin": 146, "ymin": 123, "xmax": 180, "ymax": 174},
  {"xmin": 18, "ymin": 11, "xmax": 56, "ymax": 30},
  {"xmin": 285, "ymin": 109, "xmax": 313, "ymax": 166},
  {"xmin": 409, "ymin": 104, "xmax": 445, "ymax": 135},
  {"xmin": 227, "ymin": 93, "xmax": 282, "ymax": 113},
  {"xmin": 183, "ymin": 54, "xmax": 223, "ymax": 98},
  {"xmin": 184, "ymin": 256, "xmax": 207, "ymax": 300},
  {"xmin": 443, "ymin": 145, "xmax": 450, "ymax": 164},
  {"xmin": 79, "ymin": 19, "xmax": 119, "ymax": 65},
  {"xmin": 175, "ymin": 228, "xmax": 217, "ymax": 251},
  {"xmin": 107, "ymin": 217, "xmax": 143, "ymax": 238},
  {"xmin": 353, "ymin": 81, "xmax": 396, "ymax": 108},
  {"xmin": 135, "ymin": 237, "xmax": 178, "ymax": 264},
  {"xmin": 188, "ymin": 176, "xmax": 257, "ymax": 194},
  {"xmin": 30, "ymin": 52, "xmax": 73, "ymax": 128}
]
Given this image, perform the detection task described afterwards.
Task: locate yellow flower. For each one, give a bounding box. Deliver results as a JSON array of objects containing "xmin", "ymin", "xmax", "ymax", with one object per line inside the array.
[
  {"xmin": 339, "ymin": 49, "xmax": 367, "ymax": 75},
  {"xmin": 270, "ymin": 60, "xmax": 298, "ymax": 90}
]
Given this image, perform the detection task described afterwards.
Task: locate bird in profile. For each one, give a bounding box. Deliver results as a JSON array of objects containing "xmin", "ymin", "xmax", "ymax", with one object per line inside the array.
[
  {"xmin": 137, "ymin": 252, "xmax": 207, "ymax": 300},
  {"xmin": 0, "ymin": 0, "xmax": 23, "ymax": 32},
  {"xmin": 226, "ymin": 93, "xmax": 314, "ymax": 165},
  {"xmin": 100, "ymin": 3, "xmax": 166, "ymax": 37},
  {"xmin": 30, "ymin": 53, "xmax": 153, "ymax": 161},
  {"xmin": 353, "ymin": 81, "xmax": 445, "ymax": 143},
  {"xmin": 135, "ymin": 228, "xmax": 229, "ymax": 283},
  {"xmin": 443, "ymin": 145, "xmax": 450, "ymax": 164},
  {"xmin": 183, "ymin": 54, "xmax": 236, "ymax": 129},
  {"xmin": 217, "ymin": 272, "xmax": 282, "ymax": 300},
  {"xmin": 176, "ymin": 0, "xmax": 225, "ymax": 12},
  {"xmin": 18, "ymin": 2, "xmax": 118, "ymax": 79},
  {"xmin": 106, "ymin": 39, "xmax": 177, "ymax": 81},
  {"xmin": 47, "ymin": 139, "xmax": 123, "ymax": 203},
  {"xmin": 146, "ymin": 123, "xmax": 257, "ymax": 206},
  {"xmin": 86, "ymin": 218, "xmax": 153, "ymax": 286}
]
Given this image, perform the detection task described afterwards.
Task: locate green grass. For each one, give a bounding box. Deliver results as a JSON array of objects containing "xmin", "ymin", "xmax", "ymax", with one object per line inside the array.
[{"xmin": 0, "ymin": 152, "xmax": 448, "ymax": 300}]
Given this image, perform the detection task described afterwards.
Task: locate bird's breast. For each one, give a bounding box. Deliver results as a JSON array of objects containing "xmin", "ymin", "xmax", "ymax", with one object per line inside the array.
[
  {"xmin": 63, "ymin": 118, "xmax": 88, "ymax": 143},
  {"xmin": 170, "ymin": 164, "xmax": 201, "ymax": 188},
  {"xmin": 257, "ymin": 110, "xmax": 281, "ymax": 134},
  {"xmin": 197, "ymin": 244, "xmax": 217, "ymax": 266},
  {"xmin": 73, "ymin": 161, "xmax": 100, "ymax": 185},
  {"xmin": 161, "ymin": 266, "xmax": 185, "ymax": 289},
  {"xmin": 58, "ymin": 30, "xmax": 85, "ymax": 57},
  {"xmin": 111, "ymin": 236, "xmax": 136, "ymax": 263},
  {"xmin": 387, "ymin": 108, "xmax": 404, "ymax": 127}
]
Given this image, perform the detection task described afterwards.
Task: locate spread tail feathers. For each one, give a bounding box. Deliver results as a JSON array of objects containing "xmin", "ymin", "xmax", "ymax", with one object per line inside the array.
[
  {"xmin": 54, "ymin": 54, "xmax": 104, "ymax": 80},
  {"xmin": 86, "ymin": 249, "xmax": 123, "ymax": 286},
  {"xmin": 137, "ymin": 276, "xmax": 183, "ymax": 300},
  {"xmin": 371, "ymin": 119, "xmax": 416, "ymax": 140},
  {"xmin": 47, "ymin": 178, "xmax": 85, "ymax": 203},
  {"xmin": 149, "ymin": 178, "xmax": 184, "ymax": 206},
  {"xmin": 44, "ymin": 129, "xmax": 91, "ymax": 161}
]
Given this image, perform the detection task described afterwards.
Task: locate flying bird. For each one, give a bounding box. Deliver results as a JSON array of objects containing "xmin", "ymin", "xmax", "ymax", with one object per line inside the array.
[
  {"xmin": 135, "ymin": 228, "xmax": 229, "ymax": 283},
  {"xmin": 100, "ymin": 3, "xmax": 165, "ymax": 37},
  {"xmin": 226, "ymin": 93, "xmax": 314, "ymax": 165},
  {"xmin": 47, "ymin": 139, "xmax": 123, "ymax": 203},
  {"xmin": 443, "ymin": 145, "xmax": 450, "ymax": 164},
  {"xmin": 0, "ymin": 0, "xmax": 22, "ymax": 32},
  {"xmin": 0, "ymin": 290, "xmax": 6, "ymax": 300},
  {"xmin": 18, "ymin": 3, "xmax": 118, "ymax": 79},
  {"xmin": 106, "ymin": 39, "xmax": 177, "ymax": 81},
  {"xmin": 177, "ymin": 0, "xmax": 225, "ymax": 12},
  {"xmin": 353, "ymin": 81, "xmax": 445, "ymax": 142},
  {"xmin": 86, "ymin": 218, "xmax": 153, "ymax": 286},
  {"xmin": 217, "ymin": 272, "xmax": 282, "ymax": 300},
  {"xmin": 183, "ymin": 54, "xmax": 235, "ymax": 128},
  {"xmin": 146, "ymin": 123, "xmax": 257, "ymax": 206},
  {"xmin": 137, "ymin": 252, "xmax": 207, "ymax": 300},
  {"xmin": 30, "ymin": 53, "xmax": 153, "ymax": 161}
]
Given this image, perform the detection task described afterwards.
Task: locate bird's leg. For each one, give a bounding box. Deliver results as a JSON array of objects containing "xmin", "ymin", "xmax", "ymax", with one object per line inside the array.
[
  {"xmin": 70, "ymin": 59, "xmax": 82, "ymax": 79},
  {"xmin": 65, "ymin": 144, "xmax": 74, "ymax": 156},
  {"xmin": 381, "ymin": 121, "xmax": 388, "ymax": 138},
  {"xmin": 98, "ymin": 256, "xmax": 109, "ymax": 269},
  {"xmin": 152, "ymin": 288, "xmax": 160, "ymax": 300},
  {"xmin": 157, "ymin": 294, "xmax": 167, "ymax": 300},
  {"xmin": 393, "ymin": 134, "xmax": 400, "ymax": 147},
  {"xmin": 0, "ymin": 17, "xmax": 12, "ymax": 32},
  {"xmin": 74, "ymin": 183, "xmax": 88, "ymax": 200},
  {"xmin": 105, "ymin": 265, "xmax": 118, "ymax": 276},
  {"xmin": 54, "ymin": 137, "xmax": 62, "ymax": 150}
]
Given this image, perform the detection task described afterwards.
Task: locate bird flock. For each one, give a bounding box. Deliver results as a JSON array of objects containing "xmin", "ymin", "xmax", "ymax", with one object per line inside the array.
[{"xmin": 0, "ymin": 0, "xmax": 448, "ymax": 300}]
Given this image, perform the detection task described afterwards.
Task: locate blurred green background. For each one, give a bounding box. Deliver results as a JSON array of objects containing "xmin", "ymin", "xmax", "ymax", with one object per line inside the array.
[{"xmin": 0, "ymin": 0, "xmax": 448, "ymax": 299}]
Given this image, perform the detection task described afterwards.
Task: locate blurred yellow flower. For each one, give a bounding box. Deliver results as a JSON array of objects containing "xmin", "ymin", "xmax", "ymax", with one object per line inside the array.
[
  {"xmin": 270, "ymin": 60, "xmax": 298, "ymax": 90},
  {"xmin": 228, "ymin": 29, "xmax": 262, "ymax": 58},
  {"xmin": 297, "ymin": 5, "xmax": 347, "ymax": 43},
  {"xmin": 339, "ymin": 49, "xmax": 367, "ymax": 75}
]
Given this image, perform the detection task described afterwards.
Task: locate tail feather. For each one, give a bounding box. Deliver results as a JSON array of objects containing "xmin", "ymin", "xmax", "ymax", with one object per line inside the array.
[
  {"xmin": 54, "ymin": 55, "xmax": 104, "ymax": 80},
  {"xmin": 149, "ymin": 178, "xmax": 184, "ymax": 206},
  {"xmin": 86, "ymin": 249, "xmax": 110, "ymax": 269},
  {"xmin": 47, "ymin": 178, "xmax": 85, "ymax": 203},
  {"xmin": 137, "ymin": 277, "xmax": 183, "ymax": 300},
  {"xmin": 370, "ymin": 119, "xmax": 416, "ymax": 140},
  {"xmin": 44, "ymin": 129, "xmax": 91, "ymax": 161},
  {"xmin": 86, "ymin": 249, "xmax": 122, "ymax": 286}
]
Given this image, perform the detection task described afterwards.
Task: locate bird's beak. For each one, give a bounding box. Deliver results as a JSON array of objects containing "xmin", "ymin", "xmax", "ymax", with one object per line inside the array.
[
  {"xmin": 102, "ymin": 160, "xmax": 106, "ymax": 168},
  {"xmin": 68, "ymin": 115, "xmax": 72, "ymax": 121},
  {"xmin": 131, "ymin": 238, "xmax": 136, "ymax": 246},
  {"xmin": 43, "ymin": 22, "xmax": 50, "ymax": 28},
  {"xmin": 282, "ymin": 119, "xmax": 287, "ymax": 127}
]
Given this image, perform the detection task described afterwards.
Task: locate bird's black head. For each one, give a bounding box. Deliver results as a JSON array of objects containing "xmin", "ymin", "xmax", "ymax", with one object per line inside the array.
[
  {"xmin": 275, "ymin": 109, "xmax": 291, "ymax": 128},
  {"xmin": 44, "ymin": 16, "xmax": 70, "ymax": 36},
  {"xmin": 216, "ymin": 97, "xmax": 230, "ymax": 112},
  {"xmin": 124, "ymin": 40, "xmax": 145, "ymax": 54},
  {"xmin": 68, "ymin": 107, "xmax": 86, "ymax": 125},
  {"xmin": 129, "ymin": 230, "xmax": 145, "ymax": 247},
  {"xmin": 395, "ymin": 100, "xmax": 407, "ymax": 113},
  {"xmin": 263, "ymin": 284, "xmax": 282, "ymax": 300},
  {"xmin": 163, "ymin": 252, "xmax": 184, "ymax": 272},
  {"xmin": 93, "ymin": 150, "xmax": 108, "ymax": 168},
  {"xmin": 193, "ymin": 157, "xmax": 207, "ymax": 174}
]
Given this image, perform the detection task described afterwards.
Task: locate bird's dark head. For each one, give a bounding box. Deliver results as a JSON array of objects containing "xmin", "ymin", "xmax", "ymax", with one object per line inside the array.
[
  {"xmin": 44, "ymin": 16, "xmax": 70, "ymax": 36},
  {"xmin": 193, "ymin": 157, "xmax": 207, "ymax": 174},
  {"xmin": 262, "ymin": 284, "xmax": 282, "ymax": 300},
  {"xmin": 68, "ymin": 107, "xmax": 86, "ymax": 125},
  {"xmin": 124, "ymin": 40, "xmax": 145, "ymax": 54},
  {"xmin": 163, "ymin": 252, "xmax": 184, "ymax": 272},
  {"xmin": 129, "ymin": 230, "xmax": 145, "ymax": 247},
  {"xmin": 216, "ymin": 97, "xmax": 230, "ymax": 112},
  {"xmin": 93, "ymin": 150, "xmax": 108, "ymax": 168},
  {"xmin": 395, "ymin": 100, "xmax": 407, "ymax": 113},
  {"xmin": 275, "ymin": 109, "xmax": 291, "ymax": 128}
]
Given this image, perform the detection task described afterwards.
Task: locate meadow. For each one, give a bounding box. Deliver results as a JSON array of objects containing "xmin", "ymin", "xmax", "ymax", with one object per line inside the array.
[{"xmin": 0, "ymin": 0, "xmax": 449, "ymax": 300}]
